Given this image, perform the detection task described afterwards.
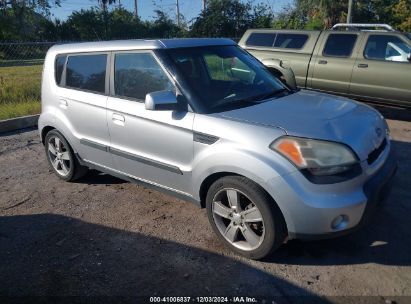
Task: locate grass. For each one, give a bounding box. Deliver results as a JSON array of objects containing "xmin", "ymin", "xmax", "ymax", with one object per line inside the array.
[{"xmin": 0, "ymin": 64, "xmax": 42, "ymax": 120}]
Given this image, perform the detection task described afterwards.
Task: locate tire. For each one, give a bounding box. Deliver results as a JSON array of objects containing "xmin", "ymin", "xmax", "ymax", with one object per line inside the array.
[
  {"xmin": 44, "ymin": 130, "xmax": 88, "ymax": 181},
  {"xmin": 206, "ymin": 176, "xmax": 287, "ymax": 260}
]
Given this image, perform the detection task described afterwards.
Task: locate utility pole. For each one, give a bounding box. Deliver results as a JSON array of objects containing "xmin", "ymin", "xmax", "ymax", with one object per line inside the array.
[
  {"xmin": 347, "ymin": 0, "xmax": 353, "ymax": 23},
  {"xmin": 202, "ymin": 0, "xmax": 207, "ymax": 11},
  {"xmin": 134, "ymin": 0, "xmax": 138, "ymax": 19},
  {"xmin": 176, "ymin": 0, "xmax": 180, "ymax": 27}
]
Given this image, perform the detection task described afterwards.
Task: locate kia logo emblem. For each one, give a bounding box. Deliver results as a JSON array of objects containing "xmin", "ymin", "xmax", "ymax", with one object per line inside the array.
[{"xmin": 375, "ymin": 128, "xmax": 382, "ymax": 137}]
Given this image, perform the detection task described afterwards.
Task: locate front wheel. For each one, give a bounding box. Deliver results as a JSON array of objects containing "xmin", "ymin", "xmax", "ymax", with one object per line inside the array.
[{"xmin": 206, "ymin": 176, "xmax": 287, "ymax": 259}]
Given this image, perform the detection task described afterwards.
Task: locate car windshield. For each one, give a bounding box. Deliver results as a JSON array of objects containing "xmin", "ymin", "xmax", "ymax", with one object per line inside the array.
[{"xmin": 165, "ymin": 45, "xmax": 288, "ymax": 113}]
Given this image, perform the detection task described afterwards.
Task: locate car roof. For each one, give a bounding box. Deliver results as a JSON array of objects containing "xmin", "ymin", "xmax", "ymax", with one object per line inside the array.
[{"xmin": 48, "ymin": 38, "xmax": 236, "ymax": 55}]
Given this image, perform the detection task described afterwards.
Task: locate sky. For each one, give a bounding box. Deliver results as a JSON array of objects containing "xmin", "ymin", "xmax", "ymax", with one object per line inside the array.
[{"xmin": 50, "ymin": 0, "xmax": 292, "ymax": 23}]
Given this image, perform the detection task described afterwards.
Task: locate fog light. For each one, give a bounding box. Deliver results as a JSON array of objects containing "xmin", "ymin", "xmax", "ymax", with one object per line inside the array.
[{"xmin": 331, "ymin": 215, "xmax": 349, "ymax": 230}]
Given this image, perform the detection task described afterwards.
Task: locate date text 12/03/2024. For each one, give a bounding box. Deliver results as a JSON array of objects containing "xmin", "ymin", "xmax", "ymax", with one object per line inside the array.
[{"xmin": 149, "ymin": 297, "xmax": 258, "ymax": 303}]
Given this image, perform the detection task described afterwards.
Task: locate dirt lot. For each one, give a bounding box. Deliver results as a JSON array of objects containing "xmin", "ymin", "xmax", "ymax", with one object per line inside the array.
[{"xmin": 0, "ymin": 105, "xmax": 410, "ymax": 303}]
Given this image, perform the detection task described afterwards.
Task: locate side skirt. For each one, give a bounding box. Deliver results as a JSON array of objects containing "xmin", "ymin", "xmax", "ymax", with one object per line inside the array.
[{"xmin": 75, "ymin": 153, "xmax": 201, "ymax": 207}]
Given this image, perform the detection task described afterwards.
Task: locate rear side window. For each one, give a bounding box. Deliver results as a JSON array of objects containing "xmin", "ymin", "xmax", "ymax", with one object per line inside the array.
[
  {"xmin": 273, "ymin": 33, "xmax": 308, "ymax": 49},
  {"xmin": 65, "ymin": 54, "xmax": 107, "ymax": 93},
  {"xmin": 114, "ymin": 53, "xmax": 174, "ymax": 100},
  {"xmin": 55, "ymin": 55, "xmax": 66, "ymax": 85},
  {"xmin": 246, "ymin": 33, "xmax": 276, "ymax": 47},
  {"xmin": 323, "ymin": 34, "xmax": 358, "ymax": 57}
]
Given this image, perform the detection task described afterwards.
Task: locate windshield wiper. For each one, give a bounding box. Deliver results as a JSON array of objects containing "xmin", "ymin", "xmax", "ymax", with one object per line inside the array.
[
  {"xmin": 210, "ymin": 88, "xmax": 290, "ymax": 111},
  {"xmin": 210, "ymin": 98, "xmax": 257, "ymax": 111},
  {"xmin": 254, "ymin": 88, "xmax": 289, "ymax": 101}
]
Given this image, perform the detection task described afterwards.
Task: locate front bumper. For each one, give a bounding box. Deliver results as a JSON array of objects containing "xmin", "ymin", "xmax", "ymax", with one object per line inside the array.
[{"xmin": 268, "ymin": 148, "xmax": 397, "ymax": 240}]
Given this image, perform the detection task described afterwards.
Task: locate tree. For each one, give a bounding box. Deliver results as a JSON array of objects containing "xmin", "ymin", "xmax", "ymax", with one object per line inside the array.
[
  {"xmin": 109, "ymin": 8, "xmax": 149, "ymax": 39},
  {"xmin": 392, "ymin": 0, "xmax": 411, "ymax": 32},
  {"xmin": 149, "ymin": 10, "xmax": 184, "ymax": 38},
  {"xmin": 61, "ymin": 8, "xmax": 105, "ymax": 40},
  {"xmin": 274, "ymin": 0, "xmax": 411, "ymax": 31},
  {"xmin": 0, "ymin": 0, "xmax": 61, "ymax": 16},
  {"xmin": 251, "ymin": 3, "xmax": 274, "ymax": 28},
  {"xmin": 97, "ymin": 0, "xmax": 116, "ymax": 39},
  {"xmin": 0, "ymin": 1, "xmax": 62, "ymax": 41},
  {"xmin": 190, "ymin": 0, "xmax": 273, "ymax": 38}
]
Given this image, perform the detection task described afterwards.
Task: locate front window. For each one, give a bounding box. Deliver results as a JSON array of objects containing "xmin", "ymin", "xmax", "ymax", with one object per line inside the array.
[
  {"xmin": 165, "ymin": 45, "xmax": 287, "ymax": 113},
  {"xmin": 364, "ymin": 35, "xmax": 411, "ymax": 62},
  {"xmin": 114, "ymin": 52, "xmax": 174, "ymax": 101}
]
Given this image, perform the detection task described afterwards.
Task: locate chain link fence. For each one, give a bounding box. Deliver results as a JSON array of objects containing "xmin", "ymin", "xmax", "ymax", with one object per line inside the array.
[
  {"xmin": 0, "ymin": 42, "xmax": 59, "ymax": 120},
  {"xmin": 0, "ymin": 42, "xmax": 56, "ymax": 67}
]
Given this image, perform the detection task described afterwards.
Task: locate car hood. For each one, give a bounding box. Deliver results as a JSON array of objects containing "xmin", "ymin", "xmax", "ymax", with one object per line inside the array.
[{"xmin": 217, "ymin": 90, "xmax": 386, "ymax": 161}]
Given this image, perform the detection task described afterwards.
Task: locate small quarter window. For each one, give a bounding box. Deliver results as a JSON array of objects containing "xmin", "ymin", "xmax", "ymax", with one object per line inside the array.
[
  {"xmin": 55, "ymin": 55, "xmax": 66, "ymax": 85},
  {"xmin": 246, "ymin": 33, "xmax": 276, "ymax": 47},
  {"xmin": 273, "ymin": 33, "xmax": 308, "ymax": 49},
  {"xmin": 66, "ymin": 54, "xmax": 107, "ymax": 93},
  {"xmin": 323, "ymin": 34, "xmax": 358, "ymax": 57},
  {"xmin": 114, "ymin": 53, "xmax": 174, "ymax": 100}
]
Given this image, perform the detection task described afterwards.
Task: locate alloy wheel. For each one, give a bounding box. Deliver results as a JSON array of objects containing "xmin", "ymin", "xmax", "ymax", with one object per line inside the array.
[
  {"xmin": 212, "ymin": 188, "xmax": 265, "ymax": 251},
  {"xmin": 47, "ymin": 135, "xmax": 71, "ymax": 177}
]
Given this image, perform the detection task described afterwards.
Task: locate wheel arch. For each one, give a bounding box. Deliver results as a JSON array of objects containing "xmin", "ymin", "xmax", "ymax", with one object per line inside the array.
[
  {"xmin": 41, "ymin": 126, "xmax": 55, "ymax": 144},
  {"xmin": 261, "ymin": 58, "xmax": 297, "ymax": 90},
  {"xmin": 198, "ymin": 171, "xmax": 289, "ymax": 234}
]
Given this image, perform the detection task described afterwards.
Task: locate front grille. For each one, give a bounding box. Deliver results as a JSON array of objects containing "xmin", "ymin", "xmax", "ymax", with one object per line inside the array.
[{"xmin": 367, "ymin": 138, "xmax": 387, "ymax": 165}]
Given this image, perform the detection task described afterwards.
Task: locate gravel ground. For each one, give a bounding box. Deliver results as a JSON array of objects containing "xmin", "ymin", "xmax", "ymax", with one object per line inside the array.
[{"xmin": 0, "ymin": 105, "xmax": 410, "ymax": 303}]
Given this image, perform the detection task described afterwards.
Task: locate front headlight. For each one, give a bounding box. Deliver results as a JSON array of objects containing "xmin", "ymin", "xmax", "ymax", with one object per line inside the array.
[{"xmin": 270, "ymin": 136, "xmax": 358, "ymax": 176}]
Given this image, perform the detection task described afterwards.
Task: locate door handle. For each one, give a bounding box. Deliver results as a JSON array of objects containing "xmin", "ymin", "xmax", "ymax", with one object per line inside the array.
[
  {"xmin": 112, "ymin": 113, "xmax": 125, "ymax": 124},
  {"xmin": 358, "ymin": 63, "xmax": 368, "ymax": 68},
  {"xmin": 318, "ymin": 60, "xmax": 328, "ymax": 64}
]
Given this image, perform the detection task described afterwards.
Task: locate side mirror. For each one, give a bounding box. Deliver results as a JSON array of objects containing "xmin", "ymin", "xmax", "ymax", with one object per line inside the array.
[{"xmin": 145, "ymin": 90, "xmax": 178, "ymax": 111}]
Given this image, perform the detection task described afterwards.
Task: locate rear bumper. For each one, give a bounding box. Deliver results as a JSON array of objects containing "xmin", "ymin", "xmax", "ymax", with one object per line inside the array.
[{"xmin": 289, "ymin": 149, "xmax": 397, "ymax": 240}]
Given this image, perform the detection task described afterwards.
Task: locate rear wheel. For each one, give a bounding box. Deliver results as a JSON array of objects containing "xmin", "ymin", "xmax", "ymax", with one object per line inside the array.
[
  {"xmin": 45, "ymin": 130, "xmax": 88, "ymax": 181},
  {"xmin": 206, "ymin": 176, "xmax": 287, "ymax": 260}
]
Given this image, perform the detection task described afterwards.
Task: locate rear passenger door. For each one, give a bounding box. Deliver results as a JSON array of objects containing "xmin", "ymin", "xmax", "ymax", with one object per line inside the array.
[
  {"xmin": 308, "ymin": 33, "xmax": 360, "ymax": 95},
  {"xmin": 56, "ymin": 53, "xmax": 113, "ymax": 168},
  {"xmin": 106, "ymin": 51, "xmax": 194, "ymax": 195},
  {"xmin": 350, "ymin": 33, "xmax": 411, "ymax": 106}
]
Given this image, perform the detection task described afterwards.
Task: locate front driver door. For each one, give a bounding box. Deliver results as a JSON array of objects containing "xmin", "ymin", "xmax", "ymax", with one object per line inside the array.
[
  {"xmin": 350, "ymin": 33, "xmax": 411, "ymax": 106},
  {"xmin": 309, "ymin": 33, "xmax": 360, "ymax": 95},
  {"xmin": 106, "ymin": 51, "xmax": 195, "ymax": 196}
]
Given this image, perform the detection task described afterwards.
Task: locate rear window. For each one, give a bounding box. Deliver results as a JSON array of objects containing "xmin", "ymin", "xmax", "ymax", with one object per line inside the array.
[
  {"xmin": 246, "ymin": 33, "xmax": 276, "ymax": 47},
  {"xmin": 54, "ymin": 55, "xmax": 66, "ymax": 85},
  {"xmin": 273, "ymin": 33, "xmax": 308, "ymax": 49},
  {"xmin": 65, "ymin": 54, "xmax": 107, "ymax": 93},
  {"xmin": 323, "ymin": 34, "xmax": 358, "ymax": 57},
  {"xmin": 246, "ymin": 32, "xmax": 308, "ymax": 49}
]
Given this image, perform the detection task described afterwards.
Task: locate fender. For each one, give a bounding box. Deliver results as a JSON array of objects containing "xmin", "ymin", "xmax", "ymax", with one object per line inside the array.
[
  {"xmin": 192, "ymin": 147, "xmax": 296, "ymax": 233},
  {"xmin": 261, "ymin": 58, "xmax": 297, "ymax": 91}
]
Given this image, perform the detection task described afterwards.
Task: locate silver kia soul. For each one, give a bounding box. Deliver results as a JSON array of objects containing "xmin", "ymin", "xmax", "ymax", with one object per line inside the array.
[{"xmin": 39, "ymin": 38, "xmax": 397, "ymax": 259}]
